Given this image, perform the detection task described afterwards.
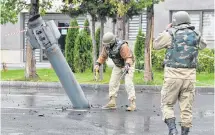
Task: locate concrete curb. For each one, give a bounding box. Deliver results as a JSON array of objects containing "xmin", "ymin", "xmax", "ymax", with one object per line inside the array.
[{"xmin": 1, "ymin": 81, "xmax": 214, "ymax": 93}]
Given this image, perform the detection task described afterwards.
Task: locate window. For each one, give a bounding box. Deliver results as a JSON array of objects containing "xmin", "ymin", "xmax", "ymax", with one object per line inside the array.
[
  {"xmin": 203, "ymin": 11, "xmax": 214, "ymax": 48},
  {"xmin": 128, "ymin": 12, "xmax": 147, "ymax": 40}
]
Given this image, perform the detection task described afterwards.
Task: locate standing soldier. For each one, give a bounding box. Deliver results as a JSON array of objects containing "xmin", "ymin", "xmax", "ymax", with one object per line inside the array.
[
  {"xmin": 153, "ymin": 11, "xmax": 207, "ymax": 135},
  {"xmin": 94, "ymin": 32, "xmax": 136, "ymax": 111}
]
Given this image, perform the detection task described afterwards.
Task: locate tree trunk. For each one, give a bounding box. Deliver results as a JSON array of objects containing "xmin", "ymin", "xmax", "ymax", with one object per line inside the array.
[
  {"xmin": 122, "ymin": 16, "xmax": 126, "ymax": 40},
  {"xmin": 99, "ymin": 19, "xmax": 105, "ymax": 80},
  {"xmin": 112, "ymin": 21, "xmax": 116, "ymax": 35},
  {"xmin": 124, "ymin": 17, "xmax": 129, "ymax": 40},
  {"xmin": 91, "ymin": 16, "xmax": 97, "ymax": 79},
  {"xmin": 91, "ymin": 17, "xmax": 97, "ymax": 66},
  {"xmin": 25, "ymin": 0, "xmax": 39, "ymax": 79},
  {"xmin": 116, "ymin": 14, "xmax": 124, "ymax": 39},
  {"xmin": 144, "ymin": 4, "xmax": 154, "ymax": 82},
  {"xmin": 25, "ymin": 43, "xmax": 32, "ymax": 78}
]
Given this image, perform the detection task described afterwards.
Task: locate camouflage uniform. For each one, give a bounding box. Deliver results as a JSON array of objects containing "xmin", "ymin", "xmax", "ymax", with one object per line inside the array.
[{"xmin": 154, "ymin": 23, "xmax": 207, "ymax": 134}]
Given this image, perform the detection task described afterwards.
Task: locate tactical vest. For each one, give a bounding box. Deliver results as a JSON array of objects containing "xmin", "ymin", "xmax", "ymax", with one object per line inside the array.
[
  {"xmin": 107, "ymin": 39, "xmax": 127, "ymax": 67},
  {"xmin": 164, "ymin": 25, "xmax": 200, "ymax": 68}
]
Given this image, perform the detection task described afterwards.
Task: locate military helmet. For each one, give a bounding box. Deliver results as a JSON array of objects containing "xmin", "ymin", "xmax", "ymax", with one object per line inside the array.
[
  {"xmin": 102, "ymin": 32, "xmax": 116, "ymax": 46},
  {"xmin": 172, "ymin": 11, "xmax": 191, "ymax": 26}
]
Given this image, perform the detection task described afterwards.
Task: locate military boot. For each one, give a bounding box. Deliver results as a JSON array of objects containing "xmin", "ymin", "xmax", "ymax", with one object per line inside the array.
[
  {"xmin": 181, "ymin": 127, "xmax": 189, "ymax": 135},
  {"xmin": 165, "ymin": 118, "xmax": 178, "ymax": 135},
  {"xmin": 126, "ymin": 99, "xmax": 136, "ymax": 111},
  {"xmin": 102, "ymin": 96, "xmax": 117, "ymax": 109}
]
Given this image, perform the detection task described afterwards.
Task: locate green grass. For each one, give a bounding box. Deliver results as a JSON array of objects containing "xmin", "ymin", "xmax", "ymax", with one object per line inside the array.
[{"xmin": 1, "ymin": 68, "xmax": 214, "ymax": 86}]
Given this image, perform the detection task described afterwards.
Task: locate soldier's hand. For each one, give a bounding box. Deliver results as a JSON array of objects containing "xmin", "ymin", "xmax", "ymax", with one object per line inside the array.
[
  {"xmin": 166, "ymin": 23, "xmax": 172, "ymax": 29},
  {"xmin": 94, "ymin": 63, "xmax": 100, "ymax": 72},
  {"xmin": 124, "ymin": 63, "xmax": 130, "ymax": 73}
]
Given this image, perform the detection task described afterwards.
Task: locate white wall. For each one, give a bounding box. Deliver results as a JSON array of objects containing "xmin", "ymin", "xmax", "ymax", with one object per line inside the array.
[
  {"xmin": 1, "ymin": 13, "xmax": 23, "ymax": 50},
  {"xmin": 1, "ymin": 50, "xmax": 23, "ymax": 63},
  {"xmin": 153, "ymin": 0, "xmax": 214, "ymax": 37},
  {"xmin": 1, "ymin": 13, "xmax": 24, "ymax": 63}
]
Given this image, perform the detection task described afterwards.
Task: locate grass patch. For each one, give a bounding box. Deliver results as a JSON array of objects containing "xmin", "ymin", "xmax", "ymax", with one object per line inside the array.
[{"xmin": 1, "ymin": 68, "xmax": 214, "ymax": 86}]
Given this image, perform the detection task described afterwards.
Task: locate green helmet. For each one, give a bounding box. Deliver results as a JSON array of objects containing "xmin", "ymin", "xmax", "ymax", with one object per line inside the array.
[
  {"xmin": 172, "ymin": 11, "xmax": 191, "ymax": 26},
  {"xmin": 102, "ymin": 32, "xmax": 116, "ymax": 46}
]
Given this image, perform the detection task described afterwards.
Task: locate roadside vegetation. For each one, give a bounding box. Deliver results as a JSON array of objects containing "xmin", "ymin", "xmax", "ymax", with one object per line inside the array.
[{"xmin": 1, "ymin": 68, "xmax": 214, "ymax": 86}]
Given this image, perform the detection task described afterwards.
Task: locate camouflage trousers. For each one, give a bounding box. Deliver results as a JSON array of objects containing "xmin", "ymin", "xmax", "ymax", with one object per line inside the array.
[
  {"xmin": 108, "ymin": 64, "xmax": 136, "ymax": 100},
  {"xmin": 161, "ymin": 77, "xmax": 195, "ymax": 128}
]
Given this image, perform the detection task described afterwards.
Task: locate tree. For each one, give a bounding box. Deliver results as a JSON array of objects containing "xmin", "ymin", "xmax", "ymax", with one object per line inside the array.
[
  {"xmin": 62, "ymin": 0, "xmax": 102, "ymax": 79},
  {"xmin": 143, "ymin": 0, "xmax": 165, "ymax": 82},
  {"xmin": 0, "ymin": 0, "xmax": 27, "ymax": 24},
  {"xmin": 64, "ymin": 0, "xmax": 115, "ymax": 80},
  {"xmin": 95, "ymin": 27, "xmax": 101, "ymax": 59},
  {"xmin": 109, "ymin": 0, "xmax": 128, "ymax": 39},
  {"xmin": 1, "ymin": 0, "xmax": 53, "ymax": 80},
  {"xmin": 144, "ymin": 3, "xmax": 154, "ymax": 82},
  {"xmin": 25, "ymin": 0, "xmax": 40, "ymax": 80},
  {"xmin": 65, "ymin": 19, "xmax": 79, "ymax": 72},
  {"xmin": 134, "ymin": 29, "xmax": 145, "ymax": 70},
  {"xmin": 67, "ymin": 0, "xmax": 149, "ymax": 78},
  {"xmin": 96, "ymin": 27, "xmax": 107, "ymax": 72},
  {"xmin": 0, "ymin": 0, "xmax": 53, "ymax": 24},
  {"xmin": 74, "ymin": 30, "xmax": 93, "ymax": 73},
  {"xmin": 83, "ymin": 19, "xmax": 90, "ymax": 35},
  {"xmin": 109, "ymin": 0, "xmax": 148, "ymax": 39},
  {"xmin": 1, "ymin": 0, "xmax": 40, "ymax": 79},
  {"xmin": 109, "ymin": 0, "xmax": 163, "ymax": 82},
  {"xmin": 83, "ymin": 18, "xmax": 94, "ymax": 72},
  {"xmin": 81, "ymin": 1, "xmax": 98, "ymax": 74},
  {"xmin": 96, "ymin": 2, "xmax": 114, "ymax": 80},
  {"xmin": 85, "ymin": 32, "xmax": 93, "ymax": 72}
]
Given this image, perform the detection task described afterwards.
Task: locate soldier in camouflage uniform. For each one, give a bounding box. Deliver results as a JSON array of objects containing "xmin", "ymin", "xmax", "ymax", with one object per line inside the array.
[
  {"xmin": 94, "ymin": 32, "xmax": 136, "ymax": 111},
  {"xmin": 153, "ymin": 11, "xmax": 207, "ymax": 135}
]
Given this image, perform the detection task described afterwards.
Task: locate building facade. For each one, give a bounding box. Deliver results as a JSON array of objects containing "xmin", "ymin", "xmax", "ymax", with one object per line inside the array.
[{"xmin": 1, "ymin": 0, "xmax": 214, "ymax": 65}]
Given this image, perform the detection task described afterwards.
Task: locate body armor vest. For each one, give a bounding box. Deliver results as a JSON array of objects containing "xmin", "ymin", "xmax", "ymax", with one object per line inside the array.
[
  {"xmin": 164, "ymin": 25, "xmax": 200, "ymax": 68},
  {"xmin": 107, "ymin": 39, "xmax": 127, "ymax": 67}
]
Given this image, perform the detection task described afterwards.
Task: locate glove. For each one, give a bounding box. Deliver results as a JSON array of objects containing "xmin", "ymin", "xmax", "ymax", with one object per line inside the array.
[
  {"xmin": 94, "ymin": 62, "xmax": 100, "ymax": 72},
  {"xmin": 124, "ymin": 63, "xmax": 130, "ymax": 73}
]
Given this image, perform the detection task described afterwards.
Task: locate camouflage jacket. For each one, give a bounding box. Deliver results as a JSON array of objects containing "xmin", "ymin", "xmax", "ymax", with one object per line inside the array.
[
  {"xmin": 154, "ymin": 24, "xmax": 207, "ymax": 69},
  {"xmin": 164, "ymin": 25, "xmax": 200, "ymax": 68}
]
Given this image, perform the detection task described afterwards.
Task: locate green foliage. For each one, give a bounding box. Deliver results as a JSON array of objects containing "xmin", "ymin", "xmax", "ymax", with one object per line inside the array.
[
  {"xmin": 95, "ymin": 27, "xmax": 107, "ymax": 72},
  {"xmin": 64, "ymin": 0, "xmax": 116, "ymax": 22},
  {"xmin": 134, "ymin": 29, "xmax": 145, "ymax": 70},
  {"xmin": 61, "ymin": 1, "xmax": 86, "ymax": 18},
  {"xmin": 96, "ymin": 1, "xmax": 114, "ymax": 21},
  {"xmin": 39, "ymin": 0, "xmax": 53, "ymax": 16},
  {"xmin": 2, "ymin": 68, "xmax": 214, "ymax": 86},
  {"xmin": 63, "ymin": 0, "xmax": 113, "ymax": 74},
  {"xmin": 70, "ymin": 0, "xmax": 153, "ymax": 17},
  {"xmin": 74, "ymin": 30, "xmax": 93, "ymax": 73},
  {"xmin": 109, "ymin": 0, "xmax": 153, "ymax": 16},
  {"xmin": 151, "ymin": 49, "xmax": 166, "ymax": 71},
  {"xmin": 83, "ymin": 19, "xmax": 90, "ymax": 35},
  {"xmin": 197, "ymin": 48, "xmax": 214, "ymax": 73},
  {"xmin": 0, "ymin": 0, "xmax": 27, "ymax": 24},
  {"xmin": 0, "ymin": 0, "xmax": 53, "ymax": 24},
  {"xmin": 65, "ymin": 19, "xmax": 79, "ymax": 72}
]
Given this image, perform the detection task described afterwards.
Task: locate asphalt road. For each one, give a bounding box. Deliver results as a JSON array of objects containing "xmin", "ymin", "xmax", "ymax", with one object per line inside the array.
[{"xmin": 1, "ymin": 87, "xmax": 214, "ymax": 135}]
